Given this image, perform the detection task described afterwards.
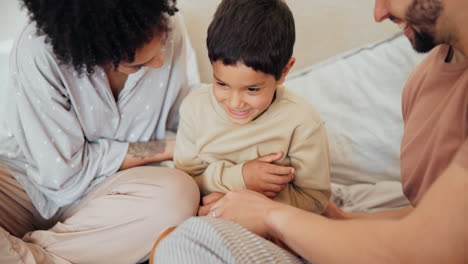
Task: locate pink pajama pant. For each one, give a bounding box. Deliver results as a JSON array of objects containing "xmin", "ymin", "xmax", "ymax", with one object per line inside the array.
[{"xmin": 0, "ymin": 165, "xmax": 200, "ymax": 264}]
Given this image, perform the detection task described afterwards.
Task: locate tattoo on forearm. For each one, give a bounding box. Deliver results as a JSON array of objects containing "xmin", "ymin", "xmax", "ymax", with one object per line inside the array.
[{"xmin": 128, "ymin": 140, "xmax": 167, "ymax": 160}]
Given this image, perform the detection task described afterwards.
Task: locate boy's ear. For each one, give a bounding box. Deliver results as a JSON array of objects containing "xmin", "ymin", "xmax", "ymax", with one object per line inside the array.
[{"xmin": 277, "ymin": 57, "xmax": 296, "ymax": 85}]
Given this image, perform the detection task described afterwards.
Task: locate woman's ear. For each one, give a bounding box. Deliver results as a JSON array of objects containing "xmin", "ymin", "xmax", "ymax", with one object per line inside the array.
[{"xmin": 277, "ymin": 57, "xmax": 296, "ymax": 85}]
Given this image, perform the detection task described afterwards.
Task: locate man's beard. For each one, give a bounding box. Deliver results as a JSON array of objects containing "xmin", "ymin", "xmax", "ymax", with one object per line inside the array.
[
  {"xmin": 405, "ymin": 0, "xmax": 443, "ymax": 53},
  {"xmin": 411, "ymin": 28, "xmax": 436, "ymax": 53}
]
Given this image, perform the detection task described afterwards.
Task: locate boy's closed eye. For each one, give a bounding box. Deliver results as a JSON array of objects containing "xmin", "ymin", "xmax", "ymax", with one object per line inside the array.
[
  {"xmin": 247, "ymin": 87, "xmax": 260, "ymax": 93},
  {"xmin": 216, "ymin": 81, "xmax": 227, "ymax": 87}
]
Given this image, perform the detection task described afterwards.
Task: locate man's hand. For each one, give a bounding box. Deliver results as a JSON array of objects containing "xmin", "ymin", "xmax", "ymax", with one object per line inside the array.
[
  {"xmin": 210, "ymin": 189, "xmax": 282, "ymax": 238},
  {"xmin": 322, "ymin": 200, "xmax": 348, "ymax": 219},
  {"xmin": 242, "ymin": 152, "xmax": 295, "ymax": 198},
  {"xmin": 198, "ymin": 192, "xmax": 225, "ymax": 216}
]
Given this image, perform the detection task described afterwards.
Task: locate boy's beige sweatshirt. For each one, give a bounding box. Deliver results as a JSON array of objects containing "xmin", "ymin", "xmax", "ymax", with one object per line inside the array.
[{"xmin": 174, "ymin": 85, "xmax": 331, "ymax": 213}]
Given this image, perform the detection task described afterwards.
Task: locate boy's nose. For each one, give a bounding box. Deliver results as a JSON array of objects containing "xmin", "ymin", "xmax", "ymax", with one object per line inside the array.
[
  {"xmin": 228, "ymin": 93, "xmax": 244, "ymax": 109},
  {"xmin": 374, "ymin": 0, "xmax": 391, "ymax": 22}
]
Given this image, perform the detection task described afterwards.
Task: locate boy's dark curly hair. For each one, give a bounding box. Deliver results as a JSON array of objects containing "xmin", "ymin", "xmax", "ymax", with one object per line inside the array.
[{"xmin": 20, "ymin": 0, "xmax": 178, "ymax": 75}]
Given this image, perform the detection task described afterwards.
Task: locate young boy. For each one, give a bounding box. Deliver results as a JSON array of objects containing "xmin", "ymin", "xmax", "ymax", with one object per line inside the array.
[{"xmin": 174, "ymin": 0, "xmax": 331, "ymax": 214}]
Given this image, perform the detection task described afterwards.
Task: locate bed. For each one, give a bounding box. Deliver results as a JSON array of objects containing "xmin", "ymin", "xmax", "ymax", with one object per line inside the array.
[{"xmin": 0, "ymin": 0, "xmax": 425, "ymax": 213}]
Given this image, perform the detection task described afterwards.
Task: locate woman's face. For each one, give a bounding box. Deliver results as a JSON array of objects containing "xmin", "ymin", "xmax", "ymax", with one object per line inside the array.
[{"xmin": 117, "ymin": 32, "xmax": 167, "ymax": 75}]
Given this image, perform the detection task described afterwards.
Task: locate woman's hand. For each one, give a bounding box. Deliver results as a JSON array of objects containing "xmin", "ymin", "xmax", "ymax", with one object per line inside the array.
[
  {"xmin": 210, "ymin": 189, "xmax": 284, "ymax": 237},
  {"xmin": 119, "ymin": 138, "xmax": 175, "ymax": 170}
]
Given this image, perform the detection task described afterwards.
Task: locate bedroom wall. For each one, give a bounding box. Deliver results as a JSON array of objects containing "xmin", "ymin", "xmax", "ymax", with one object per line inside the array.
[
  {"xmin": 178, "ymin": 0, "xmax": 399, "ymax": 82},
  {"xmin": 0, "ymin": 0, "xmax": 400, "ymax": 82},
  {"xmin": 0, "ymin": 1, "xmax": 28, "ymax": 42}
]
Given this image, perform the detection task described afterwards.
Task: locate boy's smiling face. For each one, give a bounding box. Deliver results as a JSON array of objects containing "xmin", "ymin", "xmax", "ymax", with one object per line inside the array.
[{"xmin": 212, "ymin": 61, "xmax": 282, "ymax": 126}]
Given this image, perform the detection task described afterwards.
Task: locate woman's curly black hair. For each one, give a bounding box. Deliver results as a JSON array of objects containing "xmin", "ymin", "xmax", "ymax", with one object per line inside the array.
[{"xmin": 20, "ymin": 0, "xmax": 178, "ymax": 75}]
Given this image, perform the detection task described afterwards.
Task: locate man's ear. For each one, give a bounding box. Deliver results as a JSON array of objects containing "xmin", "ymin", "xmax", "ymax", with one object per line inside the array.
[{"xmin": 277, "ymin": 57, "xmax": 296, "ymax": 85}]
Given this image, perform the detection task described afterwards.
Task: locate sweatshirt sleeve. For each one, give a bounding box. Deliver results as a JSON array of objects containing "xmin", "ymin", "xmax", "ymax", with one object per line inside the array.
[
  {"xmin": 174, "ymin": 98, "xmax": 246, "ymax": 195},
  {"xmin": 6, "ymin": 37, "xmax": 128, "ymax": 208},
  {"xmin": 275, "ymin": 120, "xmax": 331, "ymax": 214}
]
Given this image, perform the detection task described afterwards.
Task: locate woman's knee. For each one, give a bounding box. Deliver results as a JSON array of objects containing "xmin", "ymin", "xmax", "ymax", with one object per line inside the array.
[
  {"xmin": 140, "ymin": 167, "xmax": 200, "ymax": 219},
  {"xmin": 109, "ymin": 166, "xmax": 200, "ymax": 217},
  {"xmin": 159, "ymin": 168, "xmax": 200, "ymax": 206},
  {"xmin": 117, "ymin": 166, "xmax": 198, "ymax": 194}
]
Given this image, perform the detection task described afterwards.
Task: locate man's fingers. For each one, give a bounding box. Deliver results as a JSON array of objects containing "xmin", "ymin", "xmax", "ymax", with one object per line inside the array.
[
  {"xmin": 211, "ymin": 195, "xmax": 227, "ymax": 218},
  {"xmin": 202, "ymin": 192, "xmax": 224, "ymax": 205},
  {"xmin": 256, "ymin": 152, "xmax": 284, "ymax": 163},
  {"xmin": 198, "ymin": 204, "xmax": 211, "ymax": 216}
]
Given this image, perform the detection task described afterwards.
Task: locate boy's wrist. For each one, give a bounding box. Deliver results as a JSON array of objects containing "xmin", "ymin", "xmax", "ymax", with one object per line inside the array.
[{"xmin": 241, "ymin": 162, "xmax": 253, "ymax": 188}]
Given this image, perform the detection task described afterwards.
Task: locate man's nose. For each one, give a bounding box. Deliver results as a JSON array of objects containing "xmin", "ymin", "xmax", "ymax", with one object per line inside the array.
[{"xmin": 374, "ymin": 0, "xmax": 391, "ymax": 22}]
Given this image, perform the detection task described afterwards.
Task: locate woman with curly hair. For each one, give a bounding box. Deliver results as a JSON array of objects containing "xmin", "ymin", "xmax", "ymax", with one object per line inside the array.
[{"xmin": 0, "ymin": 0, "xmax": 200, "ymax": 263}]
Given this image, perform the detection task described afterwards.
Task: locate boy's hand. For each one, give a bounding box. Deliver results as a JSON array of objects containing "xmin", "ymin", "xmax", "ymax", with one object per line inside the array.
[
  {"xmin": 198, "ymin": 192, "xmax": 225, "ymax": 216},
  {"xmin": 242, "ymin": 152, "xmax": 295, "ymax": 198}
]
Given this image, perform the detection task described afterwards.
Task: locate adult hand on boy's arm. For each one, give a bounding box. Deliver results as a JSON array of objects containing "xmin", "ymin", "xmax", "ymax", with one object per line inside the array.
[
  {"xmin": 198, "ymin": 192, "xmax": 225, "ymax": 216},
  {"xmin": 242, "ymin": 152, "xmax": 295, "ymax": 198}
]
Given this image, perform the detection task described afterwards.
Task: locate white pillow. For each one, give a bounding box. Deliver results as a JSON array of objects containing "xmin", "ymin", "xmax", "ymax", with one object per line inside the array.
[{"xmin": 285, "ymin": 33, "xmax": 425, "ymax": 186}]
